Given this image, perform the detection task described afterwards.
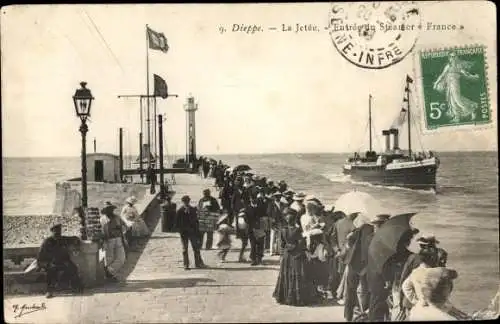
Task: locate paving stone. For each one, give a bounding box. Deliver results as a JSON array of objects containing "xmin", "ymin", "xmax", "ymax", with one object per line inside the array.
[{"xmin": 4, "ymin": 174, "xmax": 344, "ymax": 323}]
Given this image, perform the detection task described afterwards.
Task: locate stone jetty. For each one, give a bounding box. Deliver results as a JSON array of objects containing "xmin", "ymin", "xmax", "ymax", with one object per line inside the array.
[{"xmin": 4, "ymin": 174, "xmax": 345, "ymax": 323}]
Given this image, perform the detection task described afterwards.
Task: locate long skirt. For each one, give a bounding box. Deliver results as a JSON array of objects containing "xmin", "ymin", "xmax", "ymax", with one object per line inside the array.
[
  {"xmin": 306, "ymin": 257, "xmax": 330, "ymax": 288},
  {"xmin": 131, "ymin": 218, "xmax": 150, "ymax": 237},
  {"xmin": 273, "ymin": 252, "xmax": 319, "ymax": 306}
]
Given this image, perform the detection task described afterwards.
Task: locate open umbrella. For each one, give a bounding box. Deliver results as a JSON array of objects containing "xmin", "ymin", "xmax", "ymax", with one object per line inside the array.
[
  {"xmin": 233, "ymin": 164, "xmax": 252, "ymax": 172},
  {"xmin": 367, "ymin": 213, "xmax": 418, "ymax": 276},
  {"xmin": 333, "ymin": 191, "xmax": 387, "ymax": 228}
]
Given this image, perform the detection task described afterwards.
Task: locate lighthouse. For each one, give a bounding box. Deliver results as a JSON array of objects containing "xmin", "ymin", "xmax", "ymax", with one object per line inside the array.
[{"xmin": 184, "ymin": 95, "xmax": 198, "ymax": 168}]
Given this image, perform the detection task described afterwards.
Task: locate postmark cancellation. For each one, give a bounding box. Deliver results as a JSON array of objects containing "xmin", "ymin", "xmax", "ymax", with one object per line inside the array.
[{"xmin": 328, "ymin": 2, "xmax": 421, "ymax": 69}]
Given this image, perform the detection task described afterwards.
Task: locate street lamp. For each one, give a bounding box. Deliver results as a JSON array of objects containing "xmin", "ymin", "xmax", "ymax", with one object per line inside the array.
[{"xmin": 73, "ymin": 81, "xmax": 94, "ymax": 240}]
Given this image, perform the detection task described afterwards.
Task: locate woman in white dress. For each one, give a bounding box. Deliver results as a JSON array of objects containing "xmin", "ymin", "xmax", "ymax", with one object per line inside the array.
[
  {"xmin": 402, "ymin": 262, "xmax": 466, "ymax": 321},
  {"xmin": 121, "ymin": 196, "xmax": 150, "ymax": 239}
]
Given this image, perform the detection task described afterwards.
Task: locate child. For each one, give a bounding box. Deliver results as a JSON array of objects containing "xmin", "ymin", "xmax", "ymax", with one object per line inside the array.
[{"xmin": 216, "ymin": 214, "xmax": 233, "ymax": 262}]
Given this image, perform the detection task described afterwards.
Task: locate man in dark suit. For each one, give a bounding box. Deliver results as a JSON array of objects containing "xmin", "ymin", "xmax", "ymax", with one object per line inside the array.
[
  {"xmin": 361, "ymin": 214, "xmax": 392, "ymax": 322},
  {"xmin": 161, "ymin": 194, "xmax": 177, "ymax": 232},
  {"xmin": 343, "ymin": 217, "xmax": 374, "ymax": 321},
  {"xmin": 198, "ymin": 189, "xmax": 221, "ymax": 250},
  {"xmin": 37, "ymin": 224, "xmax": 83, "ymax": 298},
  {"xmin": 220, "ymin": 178, "xmax": 234, "ymax": 224},
  {"xmin": 246, "ymin": 194, "xmax": 266, "ymax": 265},
  {"xmin": 176, "ymin": 195, "xmax": 206, "ymax": 270}
]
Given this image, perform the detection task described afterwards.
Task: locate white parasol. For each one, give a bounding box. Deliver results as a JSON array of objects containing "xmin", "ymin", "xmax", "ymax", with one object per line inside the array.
[{"xmin": 334, "ymin": 191, "xmax": 388, "ymax": 228}]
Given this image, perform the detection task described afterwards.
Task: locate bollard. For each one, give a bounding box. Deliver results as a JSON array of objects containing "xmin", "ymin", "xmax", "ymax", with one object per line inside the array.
[
  {"xmin": 70, "ymin": 240, "xmax": 100, "ymax": 288},
  {"xmin": 160, "ymin": 201, "xmax": 177, "ymax": 232}
]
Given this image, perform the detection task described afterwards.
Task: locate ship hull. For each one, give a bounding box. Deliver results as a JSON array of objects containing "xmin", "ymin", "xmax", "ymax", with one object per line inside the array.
[{"xmin": 343, "ymin": 160, "xmax": 438, "ymax": 190}]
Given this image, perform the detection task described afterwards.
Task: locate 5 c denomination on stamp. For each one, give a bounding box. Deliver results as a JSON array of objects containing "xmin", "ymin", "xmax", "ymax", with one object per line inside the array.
[
  {"xmin": 328, "ymin": 2, "xmax": 421, "ymax": 69},
  {"xmin": 419, "ymin": 45, "xmax": 491, "ymax": 130}
]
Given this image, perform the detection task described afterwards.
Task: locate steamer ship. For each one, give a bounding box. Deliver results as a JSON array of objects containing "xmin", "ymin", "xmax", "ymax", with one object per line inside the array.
[{"xmin": 342, "ymin": 75, "xmax": 440, "ymax": 190}]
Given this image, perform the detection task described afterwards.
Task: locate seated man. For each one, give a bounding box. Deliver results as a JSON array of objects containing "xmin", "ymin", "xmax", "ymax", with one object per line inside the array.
[{"xmin": 37, "ymin": 224, "xmax": 83, "ymax": 298}]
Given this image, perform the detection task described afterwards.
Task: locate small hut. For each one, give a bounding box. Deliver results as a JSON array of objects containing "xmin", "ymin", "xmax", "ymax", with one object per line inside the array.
[{"xmin": 86, "ymin": 153, "xmax": 120, "ymax": 183}]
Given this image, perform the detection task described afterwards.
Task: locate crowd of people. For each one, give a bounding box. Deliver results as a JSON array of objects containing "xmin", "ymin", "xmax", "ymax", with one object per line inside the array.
[
  {"xmin": 202, "ymin": 159, "xmax": 471, "ymax": 321},
  {"xmin": 31, "ymin": 157, "xmax": 492, "ymax": 322}
]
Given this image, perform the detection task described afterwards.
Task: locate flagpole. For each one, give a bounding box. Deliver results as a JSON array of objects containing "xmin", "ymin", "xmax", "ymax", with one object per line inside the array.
[
  {"xmin": 139, "ymin": 97, "xmax": 144, "ymax": 182},
  {"xmin": 146, "ymin": 24, "xmax": 151, "ymax": 170},
  {"xmin": 153, "ymin": 97, "xmax": 157, "ymax": 164}
]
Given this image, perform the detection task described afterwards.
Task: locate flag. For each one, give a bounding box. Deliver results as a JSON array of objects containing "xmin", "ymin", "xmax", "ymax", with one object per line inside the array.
[
  {"xmin": 406, "ymin": 75, "xmax": 413, "ymax": 83},
  {"xmin": 153, "ymin": 74, "xmax": 168, "ymax": 99},
  {"xmin": 147, "ymin": 27, "xmax": 169, "ymax": 53}
]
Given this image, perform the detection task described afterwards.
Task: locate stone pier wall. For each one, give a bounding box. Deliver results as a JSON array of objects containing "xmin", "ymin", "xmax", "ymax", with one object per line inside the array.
[{"xmin": 53, "ymin": 181, "xmax": 150, "ymax": 217}]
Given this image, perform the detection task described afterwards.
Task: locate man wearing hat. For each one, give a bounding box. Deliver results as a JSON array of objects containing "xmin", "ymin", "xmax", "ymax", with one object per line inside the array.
[
  {"xmin": 278, "ymin": 180, "xmax": 288, "ymax": 193},
  {"xmin": 231, "ymin": 177, "xmax": 246, "ymax": 224},
  {"xmin": 247, "ymin": 193, "xmax": 267, "ymax": 266},
  {"xmin": 418, "ymin": 235, "xmax": 447, "ymax": 267},
  {"xmin": 198, "ymin": 189, "xmax": 221, "ymax": 250},
  {"xmin": 100, "ymin": 203, "xmax": 128, "ymax": 281},
  {"xmin": 220, "ymin": 177, "xmax": 235, "ymax": 225},
  {"xmin": 363, "ymin": 214, "xmax": 393, "ymax": 322},
  {"xmin": 161, "ymin": 194, "xmax": 177, "ymax": 233},
  {"xmin": 37, "ymin": 223, "xmax": 83, "ymax": 298},
  {"xmin": 176, "ymin": 195, "xmax": 206, "ymax": 269}
]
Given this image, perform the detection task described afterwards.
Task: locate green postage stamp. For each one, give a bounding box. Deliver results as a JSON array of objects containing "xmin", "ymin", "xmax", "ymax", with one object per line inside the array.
[{"xmin": 418, "ymin": 45, "xmax": 491, "ymax": 130}]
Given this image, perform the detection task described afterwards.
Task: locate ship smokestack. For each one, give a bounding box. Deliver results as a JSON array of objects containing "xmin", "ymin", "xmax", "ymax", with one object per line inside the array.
[
  {"xmin": 382, "ymin": 130, "xmax": 391, "ymax": 152},
  {"xmin": 390, "ymin": 128, "xmax": 400, "ymax": 150}
]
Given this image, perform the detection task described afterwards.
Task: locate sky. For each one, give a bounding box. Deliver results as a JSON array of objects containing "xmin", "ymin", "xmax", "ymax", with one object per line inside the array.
[{"xmin": 1, "ymin": 2, "xmax": 497, "ymax": 157}]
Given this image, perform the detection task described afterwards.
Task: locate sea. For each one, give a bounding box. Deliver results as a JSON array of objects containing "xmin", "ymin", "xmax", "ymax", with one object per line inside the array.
[{"xmin": 2, "ymin": 152, "xmax": 498, "ymax": 313}]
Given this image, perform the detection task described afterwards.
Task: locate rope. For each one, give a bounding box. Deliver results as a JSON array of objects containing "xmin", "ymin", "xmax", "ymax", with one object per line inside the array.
[
  {"xmin": 354, "ymin": 118, "xmax": 370, "ymax": 153},
  {"xmin": 81, "ymin": 9, "xmax": 125, "ymax": 74}
]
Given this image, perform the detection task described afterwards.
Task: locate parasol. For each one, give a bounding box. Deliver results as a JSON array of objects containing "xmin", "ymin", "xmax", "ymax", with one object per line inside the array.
[
  {"xmin": 233, "ymin": 164, "xmax": 252, "ymax": 172},
  {"xmin": 333, "ymin": 191, "xmax": 387, "ymax": 228},
  {"xmin": 367, "ymin": 213, "xmax": 418, "ymax": 276}
]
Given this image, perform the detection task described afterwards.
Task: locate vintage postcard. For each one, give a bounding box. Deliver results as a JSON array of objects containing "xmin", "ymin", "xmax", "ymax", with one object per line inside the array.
[{"xmin": 2, "ymin": 1, "xmax": 498, "ymax": 323}]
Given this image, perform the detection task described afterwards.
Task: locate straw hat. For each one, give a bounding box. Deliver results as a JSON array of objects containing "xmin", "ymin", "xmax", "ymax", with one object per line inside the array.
[
  {"xmin": 323, "ymin": 204, "xmax": 335, "ymax": 212},
  {"xmin": 125, "ymin": 196, "xmax": 138, "ymax": 205},
  {"xmin": 370, "ymin": 214, "xmax": 391, "ymax": 224},
  {"xmin": 418, "ymin": 234, "xmax": 440, "ymax": 246},
  {"xmin": 293, "ymin": 192, "xmax": 306, "ymax": 201}
]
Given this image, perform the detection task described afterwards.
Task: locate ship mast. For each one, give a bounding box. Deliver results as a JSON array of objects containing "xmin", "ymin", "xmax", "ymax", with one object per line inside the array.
[
  {"xmin": 369, "ymin": 94, "xmax": 372, "ymax": 152},
  {"xmin": 405, "ymin": 75, "xmax": 413, "ymax": 156}
]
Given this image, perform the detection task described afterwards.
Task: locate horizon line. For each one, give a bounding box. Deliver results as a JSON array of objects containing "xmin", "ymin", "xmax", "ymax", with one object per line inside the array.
[{"xmin": 2, "ymin": 149, "xmax": 498, "ymax": 159}]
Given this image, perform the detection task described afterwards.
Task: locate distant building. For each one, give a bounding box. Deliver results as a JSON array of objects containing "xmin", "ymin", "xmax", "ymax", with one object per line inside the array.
[{"xmin": 86, "ymin": 153, "xmax": 120, "ymax": 183}]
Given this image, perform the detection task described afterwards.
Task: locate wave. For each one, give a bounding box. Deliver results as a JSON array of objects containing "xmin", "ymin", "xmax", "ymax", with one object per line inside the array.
[{"xmin": 322, "ymin": 173, "xmax": 437, "ymax": 195}]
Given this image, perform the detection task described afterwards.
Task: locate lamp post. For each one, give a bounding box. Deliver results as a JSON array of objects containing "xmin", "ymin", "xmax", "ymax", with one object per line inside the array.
[{"xmin": 73, "ymin": 81, "xmax": 94, "ymax": 240}]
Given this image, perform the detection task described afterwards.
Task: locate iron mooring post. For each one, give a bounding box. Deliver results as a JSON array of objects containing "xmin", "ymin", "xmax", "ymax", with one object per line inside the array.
[
  {"xmin": 158, "ymin": 114, "xmax": 166, "ymax": 200},
  {"xmin": 79, "ymin": 120, "xmax": 88, "ymax": 240}
]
